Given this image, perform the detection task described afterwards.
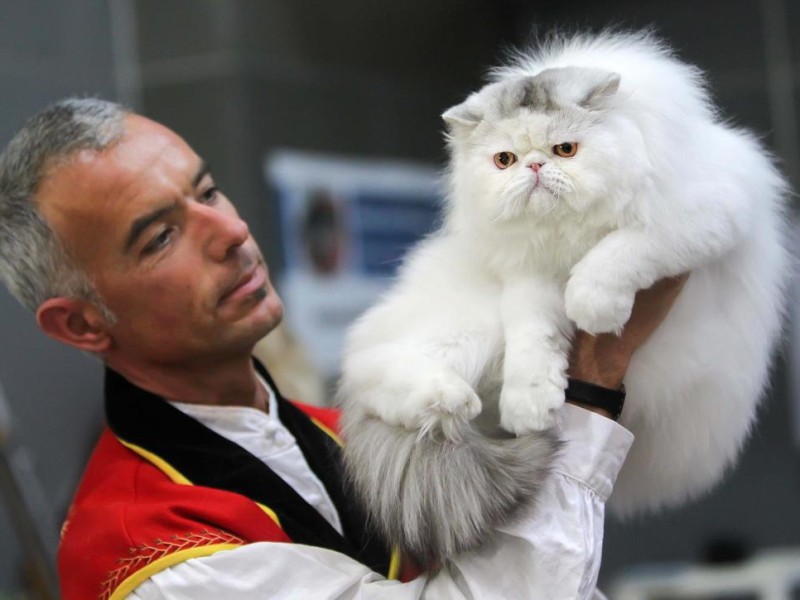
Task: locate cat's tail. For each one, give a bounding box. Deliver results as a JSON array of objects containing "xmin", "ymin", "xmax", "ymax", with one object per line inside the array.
[{"xmin": 341, "ymin": 411, "xmax": 559, "ymax": 565}]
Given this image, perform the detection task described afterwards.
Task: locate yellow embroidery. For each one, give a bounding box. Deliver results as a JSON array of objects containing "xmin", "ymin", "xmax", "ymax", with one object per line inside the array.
[{"xmin": 101, "ymin": 529, "xmax": 242, "ymax": 600}]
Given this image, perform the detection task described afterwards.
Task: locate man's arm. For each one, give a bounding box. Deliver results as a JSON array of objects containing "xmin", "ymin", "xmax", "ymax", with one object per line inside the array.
[
  {"xmin": 127, "ymin": 276, "xmax": 688, "ymax": 600},
  {"xmin": 567, "ymin": 274, "xmax": 689, "ymax": 416}
]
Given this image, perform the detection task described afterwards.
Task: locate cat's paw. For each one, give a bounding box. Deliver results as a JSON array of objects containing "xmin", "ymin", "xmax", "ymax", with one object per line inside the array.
[
  {"xmin": 565, "ymin": 275, "xmax": 634, "ymax": 335},
  {"xmin": 499, "ymin": 381, "xmax": 564, "ymax": 434},
  {"xmin": 395, "ymin": 372, "xmax": 482, "ymax": 429}
]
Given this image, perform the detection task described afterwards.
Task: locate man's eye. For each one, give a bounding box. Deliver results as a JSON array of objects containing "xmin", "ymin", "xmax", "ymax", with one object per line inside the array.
[
  {"xmin": 201, "ymin": 186, "xmax": 220, "ymax": 204},
  {"xmin": 143, "ymin": 227, "xmax": 174, "ymax": 255}
]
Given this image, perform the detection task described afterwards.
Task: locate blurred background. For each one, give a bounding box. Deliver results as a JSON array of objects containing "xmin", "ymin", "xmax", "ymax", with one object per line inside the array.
[{"xmin": 0, "ymin": 0, "xmax": 798, "ymax": 597}]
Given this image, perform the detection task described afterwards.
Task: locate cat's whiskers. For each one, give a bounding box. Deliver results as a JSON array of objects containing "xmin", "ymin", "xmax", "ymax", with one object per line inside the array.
[
  {"xmin": 544, "ymin": 170, "xmax": 575, "ymax": 201},
  {"xmin": 496, "ymin": 177, "xmax": 534, "ymax": 221},
  {"xmin": 538, "ymin": 198, "xmax": 560, "ymax": 217}
]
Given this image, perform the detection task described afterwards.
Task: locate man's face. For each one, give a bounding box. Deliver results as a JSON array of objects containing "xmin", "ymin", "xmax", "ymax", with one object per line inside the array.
[{"xmin": 37, "ymin": 114, "xmax": 283, "ymax": 367}]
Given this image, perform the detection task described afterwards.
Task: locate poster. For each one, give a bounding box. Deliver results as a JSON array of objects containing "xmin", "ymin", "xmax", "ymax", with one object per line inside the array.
[{"xmin": 265, "ymin": 150, "xmax": 443, "ymax": 379}]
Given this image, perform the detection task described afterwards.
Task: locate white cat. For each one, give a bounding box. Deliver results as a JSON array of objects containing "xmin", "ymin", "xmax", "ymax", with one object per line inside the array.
[{"xmin": 338, "ymin": 31, "xmax": 791, "ymax": 564}]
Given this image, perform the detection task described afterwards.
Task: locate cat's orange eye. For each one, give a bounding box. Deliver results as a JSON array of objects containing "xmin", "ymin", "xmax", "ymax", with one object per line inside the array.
[
  {"xmin": 493, "ymin": 152, "xmax": 518, "ymax": 169},
  {"xmin": 553, "ymin": 142, "xmax": 579, "ymax": 158}
]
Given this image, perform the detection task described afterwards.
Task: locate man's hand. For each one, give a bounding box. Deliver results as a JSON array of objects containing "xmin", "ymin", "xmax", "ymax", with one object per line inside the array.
[{"xmin": 567, "ymin": 274, "xmax": 689, "ymax": 416}]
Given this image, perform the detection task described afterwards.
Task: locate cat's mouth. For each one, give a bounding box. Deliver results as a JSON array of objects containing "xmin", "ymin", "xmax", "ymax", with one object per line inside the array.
[
  {"xmin": 496, "ymin": 177, "xmax": 562, "ymax": 221},
  {"xmin": 525, "ymin": 183, "xmax": 561, "ymax": 217}
]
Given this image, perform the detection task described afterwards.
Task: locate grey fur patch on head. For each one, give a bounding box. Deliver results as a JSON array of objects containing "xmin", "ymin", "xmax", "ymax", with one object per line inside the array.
[
  {"xmin": 342, "ymin": 410, "xmax": 559, "ymax": 565},
  {"xmin": 533, "ymin": 67, "xmax": 621, "ymax": 110},
  {"xmin": 500, "ymin": 76, "xmax": 561, "ymax": 114},
  {"xmin": 443, "ymin": 66, "xmax": 621, "ymax": 135},
  {"xmin": 497, "ymin": 67, "xmax": 621, "ymax": 117}
]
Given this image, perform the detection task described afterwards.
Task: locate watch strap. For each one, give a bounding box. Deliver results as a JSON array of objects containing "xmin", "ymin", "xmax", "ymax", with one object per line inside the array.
[{"xmin": 565, "ymin": 377, "xmax": 626, "ymax": 421}]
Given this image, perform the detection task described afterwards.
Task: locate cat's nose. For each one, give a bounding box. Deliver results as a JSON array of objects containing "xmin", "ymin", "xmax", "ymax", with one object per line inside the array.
[{"xmin": 528, "ymin": 162, "xmax": 544, "ymax": 172}]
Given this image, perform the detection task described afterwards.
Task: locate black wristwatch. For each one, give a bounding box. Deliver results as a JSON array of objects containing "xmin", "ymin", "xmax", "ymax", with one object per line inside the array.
[{"xmin": 565, "ymin": 377, "xmax": 626, "ymax": 421}]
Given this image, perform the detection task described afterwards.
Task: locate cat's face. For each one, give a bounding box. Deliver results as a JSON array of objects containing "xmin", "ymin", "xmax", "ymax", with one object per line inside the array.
[{"xmin": 444, "ymin": 67, "xmax": 636, "ymax": 224}]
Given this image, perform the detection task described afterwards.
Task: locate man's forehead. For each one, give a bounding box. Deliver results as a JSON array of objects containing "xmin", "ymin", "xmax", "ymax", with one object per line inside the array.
[
  {"xmin": 45, "ymin": 116, "xmax": 196, "ymax": 199},
  {"xmin": 36, "ymin": 115, "xmax": 201, "ymax": 251},
  {"xmin": 114, "ymin": 115, "xmax": 196, "ymax": 171},
  {"xmin": 123, "ymin": 113, "xmax": 184, "ymax": 144}
]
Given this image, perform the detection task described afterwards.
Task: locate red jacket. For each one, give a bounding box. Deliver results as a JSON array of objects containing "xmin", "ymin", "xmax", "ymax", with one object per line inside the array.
[{"xmin": 58, "ymin": 364, "xmax": 399, "ymax": 600}]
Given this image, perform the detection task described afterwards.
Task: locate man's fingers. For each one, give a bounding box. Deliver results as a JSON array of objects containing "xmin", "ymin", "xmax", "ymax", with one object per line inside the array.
[{"xmin": 623, "ymin": 273, "xmax": 690, "ymax": 349}]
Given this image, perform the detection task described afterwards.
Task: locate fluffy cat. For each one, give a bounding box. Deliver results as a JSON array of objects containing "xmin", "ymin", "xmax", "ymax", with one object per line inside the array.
[{"xmin": 338, "ymin": 31, "xmax": 791, "ymax": 564}]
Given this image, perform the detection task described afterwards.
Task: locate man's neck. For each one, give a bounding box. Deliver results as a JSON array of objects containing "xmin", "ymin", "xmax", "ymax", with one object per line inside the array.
[{"xmin": 105, "ymin": 351, "xmax": 270, "ymax": 412}]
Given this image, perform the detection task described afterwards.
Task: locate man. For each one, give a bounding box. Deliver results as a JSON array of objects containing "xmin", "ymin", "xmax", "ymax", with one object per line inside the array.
[{"xmin": 0, "ymin": 98, "xmax": 685, "ymax": 599}]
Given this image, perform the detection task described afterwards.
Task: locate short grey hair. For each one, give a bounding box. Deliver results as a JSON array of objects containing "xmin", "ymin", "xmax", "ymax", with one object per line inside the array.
[{"xmin": 0, "ymin": 98, "xmax": 127, "ymax": 318}]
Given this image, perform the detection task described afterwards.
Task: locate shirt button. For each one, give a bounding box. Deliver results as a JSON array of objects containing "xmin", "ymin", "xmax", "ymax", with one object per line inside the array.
[{"xmin": 274, "ymin": 432, "xmax": 292, "ymax": 449}]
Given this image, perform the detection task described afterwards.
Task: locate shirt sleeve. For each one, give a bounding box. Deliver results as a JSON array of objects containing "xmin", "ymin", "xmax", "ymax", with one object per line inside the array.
[{"xmin": 127, "ymin": 405, "xmax": 633, "ymax": 600}]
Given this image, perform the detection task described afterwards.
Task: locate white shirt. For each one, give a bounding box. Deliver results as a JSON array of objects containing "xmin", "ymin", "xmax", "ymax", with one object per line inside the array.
[
  {"xmin": 128, "ymin": 403, "xmax": 633, "ymax": 600},
  {"xmin": 169, "ymin": 385, "xmax": 344, "ymax": 535}
]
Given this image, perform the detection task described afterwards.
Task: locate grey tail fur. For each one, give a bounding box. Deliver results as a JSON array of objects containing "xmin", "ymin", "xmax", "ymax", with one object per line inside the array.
[{"xmin": 341, "ymin": 412, "xmax": 559, "ymax": 565}]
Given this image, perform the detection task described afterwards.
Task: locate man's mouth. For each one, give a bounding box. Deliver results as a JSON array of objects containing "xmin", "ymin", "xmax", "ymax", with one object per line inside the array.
[{"xmin": 219, "ymin": 263, "xmax": 267, "ymax": 305}]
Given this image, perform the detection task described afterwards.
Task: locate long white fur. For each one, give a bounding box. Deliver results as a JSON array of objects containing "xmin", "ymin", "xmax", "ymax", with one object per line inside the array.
[{"xmin": 339, "ymin": 30, "xmax": 792, "ymax": 561}]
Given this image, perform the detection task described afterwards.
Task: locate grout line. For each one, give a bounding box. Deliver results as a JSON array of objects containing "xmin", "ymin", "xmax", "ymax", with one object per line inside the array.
[
  {"xmin": 135, "ymin": 50, "xmax": 467, "ymax": 99},
  {"xmin": 760, "ymin": 0, "xmax": 800, "ymax": 186},
  {"xmin": 109, "ymin": 0, "xmax": 143, "ymax": 110}
]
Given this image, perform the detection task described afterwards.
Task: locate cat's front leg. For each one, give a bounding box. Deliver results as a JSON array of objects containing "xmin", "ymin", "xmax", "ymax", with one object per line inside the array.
[
  {"xmin": 566, "ymin": 190, "xmax": 752, "ymax": 335},
  {"xmin": 565, "ymin": 231, "xmax": 655, "ymax": 334},
  {"xmin": 499, "ymin": 276, "xmax": 572, "ymax": 434},
  {"xmin": 565, "ymin": 257, "xmax": 637, "ymax": 336}
]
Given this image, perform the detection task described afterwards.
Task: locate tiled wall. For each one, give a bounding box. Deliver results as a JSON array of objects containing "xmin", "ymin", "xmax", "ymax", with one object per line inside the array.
[{"xmin": 0, "ymin": 1, "xmax": 117, "ymax": 592}]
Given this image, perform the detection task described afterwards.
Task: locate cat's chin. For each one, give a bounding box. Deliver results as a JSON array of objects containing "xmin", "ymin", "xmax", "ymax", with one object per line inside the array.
[
  {"xmin": 490, "ymin": 189, "xmax": 562, "ymax": 223},
  {"xmin": 528, "ymin": 193, "xmax": 561, "ymax": 217}
]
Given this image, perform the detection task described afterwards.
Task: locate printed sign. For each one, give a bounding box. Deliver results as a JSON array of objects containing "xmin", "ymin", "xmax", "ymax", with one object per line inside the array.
[{"xmin": 265, "ymin": 150, "xmax": 443, "ymax": 379}]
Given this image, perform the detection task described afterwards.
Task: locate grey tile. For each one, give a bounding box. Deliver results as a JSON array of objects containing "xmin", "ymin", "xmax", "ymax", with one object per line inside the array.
[
  {"xmin": 0, "ymin": 0, "xmax": 113, "ymax": 66},
  {"xmin": 712, "ymin": 82, "xmax": 773, "ymax": 130},
  {"xmin": 0, "ymin": 1, "xmax": 55, "ymax": 58},
  {"xmin": 231, "ymin": 0, "xmax": 505, "ymax": 84},
  {"xmin": 135, "ymin": 0, "xmax": 234, "ymax": 63},
  {"xmin": 528, "ymin": 0, "xmax": 767, "ymax": 73},
  {"xmin": 784, "ymin": 0, "xmax": 800, "ymax": 65},
  {"xmin": 141, "ymin": 77, "xmax": 233, "ymax": 191}
]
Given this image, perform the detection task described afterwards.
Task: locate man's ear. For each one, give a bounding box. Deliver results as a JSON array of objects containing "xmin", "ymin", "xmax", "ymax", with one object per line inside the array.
[{"xmin": 36, "ymin": 298, "xmax": 113, "ymax": 353}]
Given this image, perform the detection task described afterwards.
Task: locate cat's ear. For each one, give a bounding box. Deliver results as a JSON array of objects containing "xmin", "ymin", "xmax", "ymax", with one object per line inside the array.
[
  {"xmin": 580, "ymin": 70, "xmax": 621, "ymax": 109},
  {"xmin": 442, "ymin": 99, "xmax": 482, "ymax": 135}
]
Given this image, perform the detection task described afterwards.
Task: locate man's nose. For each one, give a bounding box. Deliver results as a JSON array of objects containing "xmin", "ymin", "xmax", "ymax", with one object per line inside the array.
[{"xmin": 199, "ymin": 205, "xmax": 250, "ymax": 261}]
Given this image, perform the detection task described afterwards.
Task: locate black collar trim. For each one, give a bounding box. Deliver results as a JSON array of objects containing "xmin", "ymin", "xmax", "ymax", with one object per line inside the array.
[{"xmin": 104, "ymin": 361, "xmax": 391, "ymax": 575}]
